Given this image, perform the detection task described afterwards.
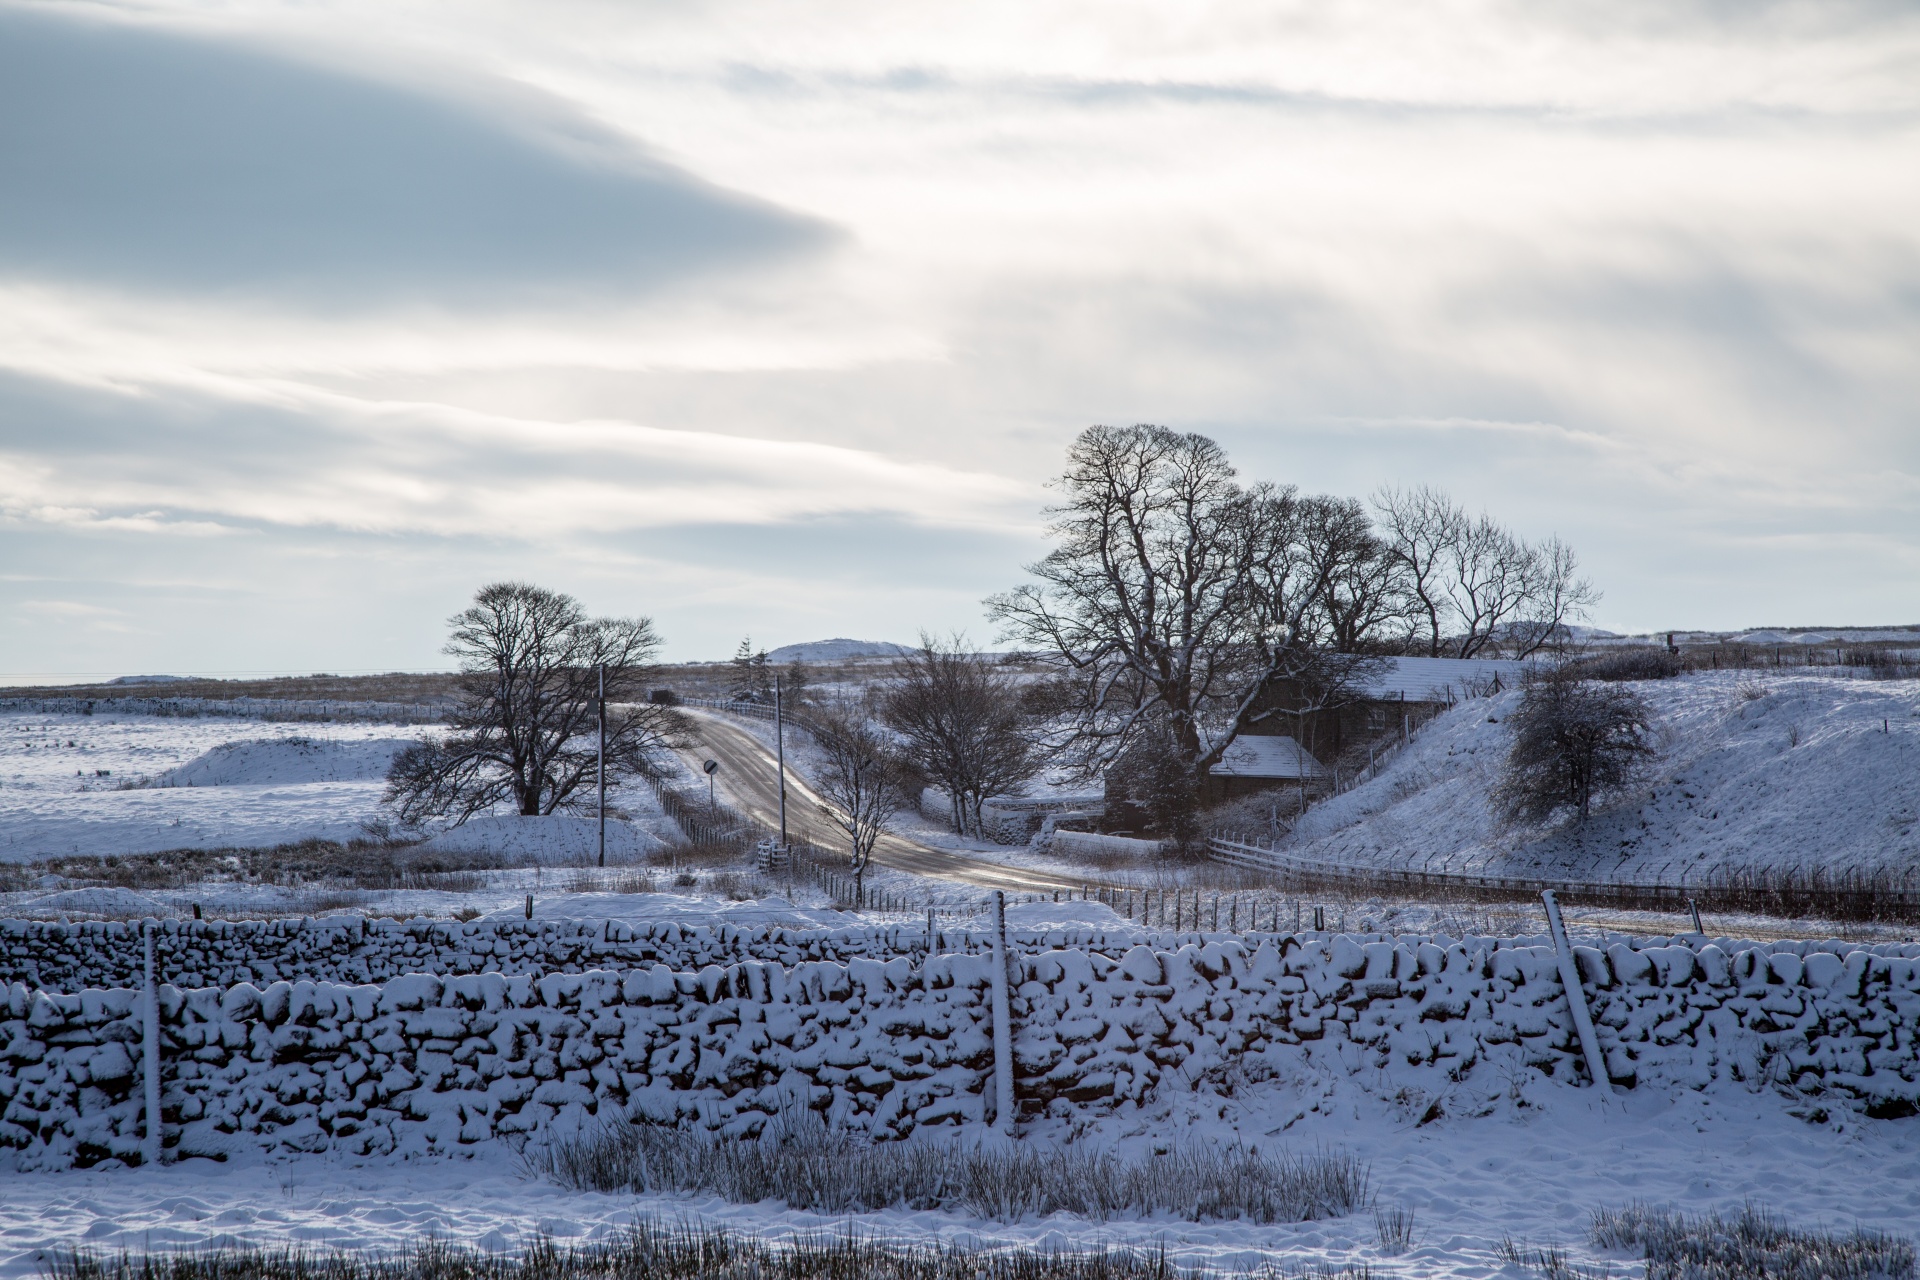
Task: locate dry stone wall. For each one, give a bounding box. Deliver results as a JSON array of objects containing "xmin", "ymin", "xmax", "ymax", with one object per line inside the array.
[
  {"xmin": 0, "ymin": 917, "xmax": 959, "ymax": 992},
  {"xmin": 4, "ymin": 926, "xmax": 1919, "ymax": 1170}
]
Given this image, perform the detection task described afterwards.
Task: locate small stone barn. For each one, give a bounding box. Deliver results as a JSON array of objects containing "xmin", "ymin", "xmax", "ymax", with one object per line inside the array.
[{"xmin": 1212, "ymin": 655, "xmax": 1530, "ymax": 797}]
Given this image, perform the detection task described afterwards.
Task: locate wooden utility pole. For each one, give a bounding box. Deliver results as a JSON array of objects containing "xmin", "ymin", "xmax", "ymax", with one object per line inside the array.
[
  {"xmin": 596, "ymin": 662, "xmax": 606, "ymax": 868},
  {"xmin": 775, "ymin": 675, "xmax": 788, "ymax": 849}
]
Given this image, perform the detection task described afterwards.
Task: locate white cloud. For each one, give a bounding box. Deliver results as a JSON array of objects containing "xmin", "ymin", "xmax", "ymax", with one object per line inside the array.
[{"xmin": 0, "ymin": 0, "xmax": 1916, "ymax": 670}]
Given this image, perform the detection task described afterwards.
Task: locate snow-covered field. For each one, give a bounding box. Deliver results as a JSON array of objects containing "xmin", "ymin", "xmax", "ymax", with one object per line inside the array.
[
  {"xmin": 0, "ymin": 712, "xmax": 687, "ymax": 867},
  {"xmin": 4, "ymin": 685, "xmax": 1918, "ymax": 1278},
  {"xmin": 2, "ymin": 1044, "xmax": 1915, "ymax": 1279},
  {"xmin": 0, "ymin": 714, "xmax": 425, "ymax": 861},
  {"xmin": 1291, "ymin": 670, "xmax": 1920, "ymax": 883}
]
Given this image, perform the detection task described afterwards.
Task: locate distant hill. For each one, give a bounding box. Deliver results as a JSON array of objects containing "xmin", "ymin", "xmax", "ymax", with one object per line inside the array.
[{"xmin": 766, "ymin": 638, "xmax": 913, "ymax": 664}]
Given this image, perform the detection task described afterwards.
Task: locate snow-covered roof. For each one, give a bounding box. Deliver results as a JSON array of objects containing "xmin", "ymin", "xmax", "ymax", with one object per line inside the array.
[
  {"xmin": 1350, "ymin": 656, "xmax": 1530, "ymax": 704},
  {"xmin": 1210, "ymin": 734, "xmax": 1329, "ymax": 780}
]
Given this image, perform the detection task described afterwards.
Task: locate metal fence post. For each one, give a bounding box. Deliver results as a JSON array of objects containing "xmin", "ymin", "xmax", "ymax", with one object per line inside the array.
[
  {"xmin": 989, "ymin": 890, "xmax": 1015, "ymax": 1133},
  {"xmin": 1542, "ymin": 890, "xmax": 1611, "ymax": 1091}
]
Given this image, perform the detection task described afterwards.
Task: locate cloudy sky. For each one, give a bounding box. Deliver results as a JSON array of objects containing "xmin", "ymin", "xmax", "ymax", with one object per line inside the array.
[{"xmin": 2, "ymin": 0, "xmax": 1917, "ymax": 677}]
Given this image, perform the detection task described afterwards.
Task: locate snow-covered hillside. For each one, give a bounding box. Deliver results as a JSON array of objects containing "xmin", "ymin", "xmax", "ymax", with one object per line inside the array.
[
  {"xmin": 766, "ymin": 638, "xmax": 911, "ymax": 663},
  {"xmin": 1289, "ymin": 671, "xmax": 1920, "ymax": 882}
]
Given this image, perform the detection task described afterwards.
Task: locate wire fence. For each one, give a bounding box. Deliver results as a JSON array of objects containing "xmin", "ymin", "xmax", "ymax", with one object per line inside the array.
[{"xmin": 1208, "ymin": 836, "xmax": 1920, "ymax": 923}]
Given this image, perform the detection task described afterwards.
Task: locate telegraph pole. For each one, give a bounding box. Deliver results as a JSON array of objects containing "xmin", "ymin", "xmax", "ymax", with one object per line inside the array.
[
  {"xmin": 596, "ymin": 662, "xmax": 606, "ymax": 868},
  {"xmin": 775, "ymin": 675, "xmax": 788, "ymax": 849}
]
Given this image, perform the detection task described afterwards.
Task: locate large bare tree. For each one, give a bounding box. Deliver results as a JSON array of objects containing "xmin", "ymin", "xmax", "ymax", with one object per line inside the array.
[
  {"xmin": 988, "ymin": 425, "xmax": 1374, "ymax": 811},
  {"xmin": 1297, "ymin": 494, "xmax": 1418, "ymax": 654},
  {"xmin": 881, "ymin": 633, "xmax": 1038, "ymax": 836},
  {"xmin": 386, "ymin": 582, "xmax": 682, "ymax": 824},
  {"xmin": 808, "ymin": 702, "xmax": 909, "ymax": 902}
]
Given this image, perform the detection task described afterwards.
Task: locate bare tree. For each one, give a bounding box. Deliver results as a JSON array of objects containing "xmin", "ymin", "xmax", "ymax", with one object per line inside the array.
[
  {"xmin": 1446, "ymin": 513, "xmax": 1535, "ymax": 658},
  {"xmin": 1508, "ymin": 536, "xmax": 1600, "ymax": 658},
  {"xmin": 1371, "ymin": 485, "xmax": 1464, "ymax": 657},
  {"xmin": 988, "ymin": 425, "xmax": 1374, "ymax": 837},
  {"xmin": 881, "ymin": 633, "xmax": 1039, "ymax": 837},
  {"xmin": 386, "ymin": 582, "xmax": 682, "ymax": 824},
  {"xmin": 1374, "ymin": 485, "xmax": 1597, "ymax": 658},
  {"xmin": 1299, "ymin": 495, "xmax": 1416, "ymax": 653},
  {"xmin": 809, "ymin": 702, "xmax": 909, "ymax": 901},
  {"xmin": 1494, "ymin": 669, "xmax": 1653, "ymax": 825}
]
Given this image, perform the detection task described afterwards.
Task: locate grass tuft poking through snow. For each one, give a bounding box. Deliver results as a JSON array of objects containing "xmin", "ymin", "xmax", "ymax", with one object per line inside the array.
[
  {"xmin": 1373, "ymin": 1204, "xmax": 1416, "ymax": 1256},
  {"xmin": 43, "ymin": 1222, "xmax": 1385, "ymax": 1280},
  {"xmin": 533, "ymin": 1116, "xmax": 1369, "ymax": 1224},
  {"xmin": 1589, "ymin": 1203, "xmax": 1915, "ymax": 1280},
  {"xmin": 1496, "ymin": 1237, "xmax": 1607, "ymax": 1280}
]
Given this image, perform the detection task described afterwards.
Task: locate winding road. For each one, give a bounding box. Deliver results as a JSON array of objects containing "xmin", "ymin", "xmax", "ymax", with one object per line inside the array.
[{"xmin": 679, "ymin": 710, "xmax": 1097, "ymax": 894}]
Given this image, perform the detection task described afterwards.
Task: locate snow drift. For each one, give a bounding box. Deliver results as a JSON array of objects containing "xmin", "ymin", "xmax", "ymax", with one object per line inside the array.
[
  {"xmin": 1288, "ymin": 671, "xmax": 1920, "ymax": 882},
  {"xmin": 152, "ymin": 737, "xmax": 412, "ymax": 787}
]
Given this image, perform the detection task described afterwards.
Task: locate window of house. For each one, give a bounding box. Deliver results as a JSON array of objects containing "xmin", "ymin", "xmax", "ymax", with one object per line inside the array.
[{"xmin": 1367, "ymin": 707, "xmax": 1386, "ymax": 732}]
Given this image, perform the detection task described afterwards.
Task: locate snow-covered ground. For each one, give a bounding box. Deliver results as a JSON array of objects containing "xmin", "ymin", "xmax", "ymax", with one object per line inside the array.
[
  {"xmin": 2, "ymin": 1063, "xmax": 1915, "ymax": 1279},
  {"xmin": 0, "ymin": 712, "xmax": 681, "ymax": 866},
  {"xmin": 1290, "ymin": 670, "xmax": 1920, "ymax": 883},
  {"xmin": 0, "ymin": 713, "xmax": 427, "ymax": 861},
  {"xmin": 766, "ymin": 638, "xmax": 912, "ymax": 663},
  {"xmin": 3, "ymin": 887, "xmax": 1916, "ymax": 1274}
]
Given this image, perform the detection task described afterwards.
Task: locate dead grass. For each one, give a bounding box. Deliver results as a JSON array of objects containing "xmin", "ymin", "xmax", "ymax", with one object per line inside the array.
[
  {"xmin": 47, "ymin": 1224, "xmax": 1212, "ymax": 1280},
  {"xmin": 532, "ymin": 1114, "xmax": 1369, "ymax": 1225},
  {"xmin": 1589, "ymin": 1203, "xmax": 1913, "ymax": 1280},
  {"xmin": 20, "ymin": 840, "xmax": 495, "ymax": 894}
]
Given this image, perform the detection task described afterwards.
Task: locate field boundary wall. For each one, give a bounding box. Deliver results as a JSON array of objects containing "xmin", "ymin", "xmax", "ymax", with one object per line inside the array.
[
  {"xmin": 5, "ymin": 919, "xmax": 1920, "ymax": 1169},
  {"xmin": 0, "ymin": 697, "xmax": 448, "ymax": 724}
]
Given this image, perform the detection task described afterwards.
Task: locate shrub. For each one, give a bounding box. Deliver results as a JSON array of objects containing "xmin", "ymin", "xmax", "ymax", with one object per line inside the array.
[
  {"xmin": 1104, "ymin": 733, "xmax": 1203, "ymax": 851},
  {"xmin": 1567, "ymin": 650, "xmax": 1682, "ymax": 682},
  {"xmin": 1495, "ymin": 670, "xmax": 1654, "ymax": 824}
]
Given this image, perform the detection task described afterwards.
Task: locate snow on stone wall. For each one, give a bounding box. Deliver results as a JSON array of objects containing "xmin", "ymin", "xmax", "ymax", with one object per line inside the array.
[
  {"xmin": 0, "ymin": 697, "xmax": 447, "ymax": 724},
  {"xmin": 5, "ymin": 926, "xmax": 1920, "ymax": 1170},
  {"xmin": 0, "ymin": 917, "xmax": 963, "ymax": 992}
]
